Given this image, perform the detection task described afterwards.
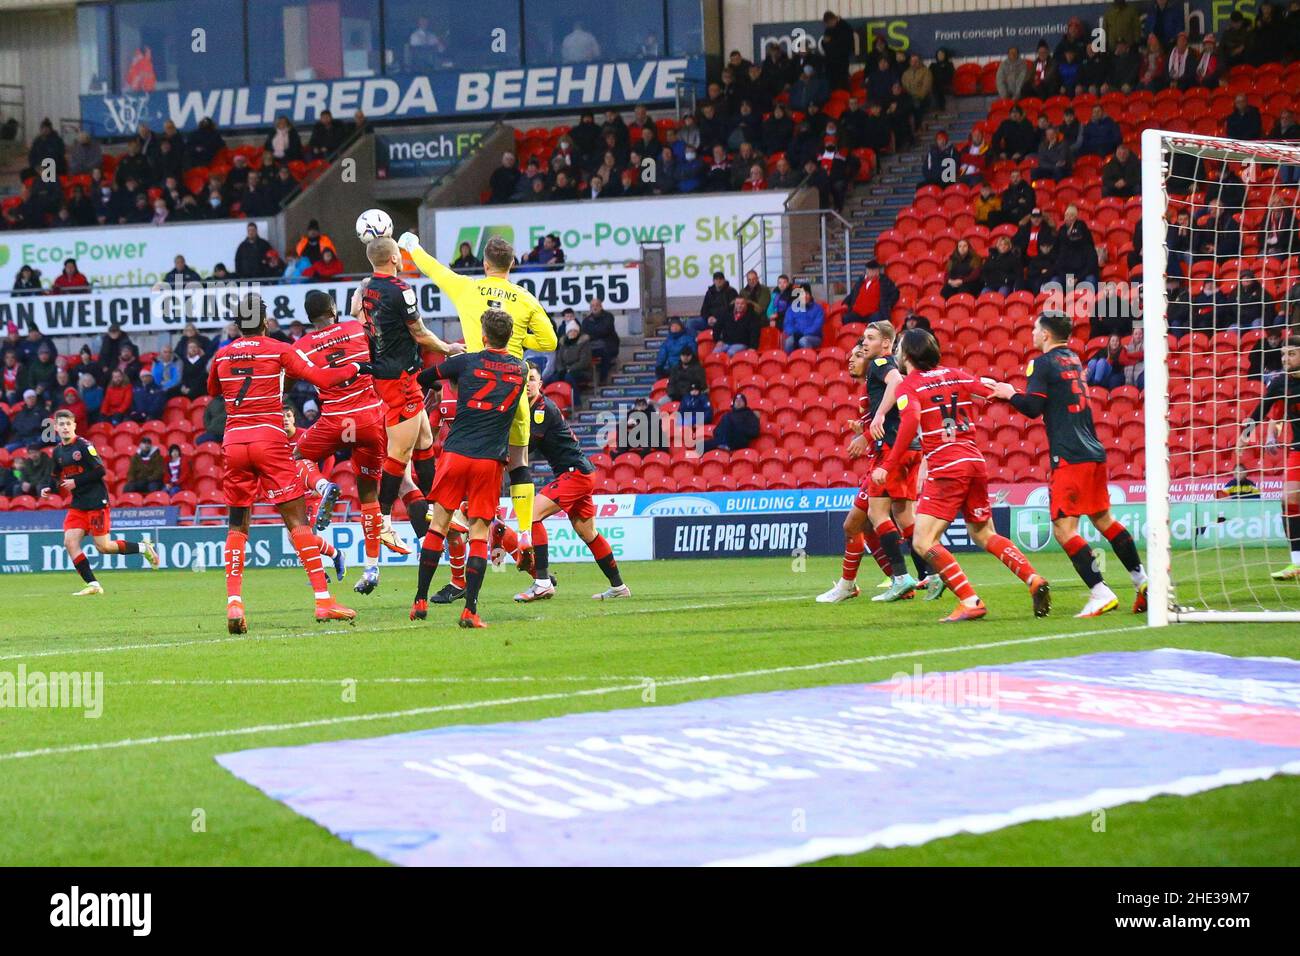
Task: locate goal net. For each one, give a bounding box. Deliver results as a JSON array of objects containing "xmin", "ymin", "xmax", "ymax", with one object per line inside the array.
[{"xmin": 1141, "ymin": 128, "xmax": 1300, "ymax": 624}]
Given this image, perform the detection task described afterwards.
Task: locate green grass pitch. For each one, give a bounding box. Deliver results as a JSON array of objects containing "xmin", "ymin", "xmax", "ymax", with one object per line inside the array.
[{"xmin": 0, "ymin": 552, "xmax": 1296, "ymax": 866}]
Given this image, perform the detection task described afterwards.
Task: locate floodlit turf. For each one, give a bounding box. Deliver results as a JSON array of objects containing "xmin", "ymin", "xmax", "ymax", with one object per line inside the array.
[{"xmin": 0, "ymin": 553, "xmax": 1296, "ymax": 866}]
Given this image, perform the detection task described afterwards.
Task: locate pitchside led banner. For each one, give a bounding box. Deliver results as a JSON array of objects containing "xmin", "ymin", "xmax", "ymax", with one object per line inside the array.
[
  {"xmin": 0, "ymin": 265, "xmax": 640, "ymax": 335},
  {"xmin": 434, "ymin": 193, "xmax": 786, "ymax": 298},
  {"xmin": 0, "ymin": 220, "xmax": 271, "ymax": 292},
  {"xmin": 81, "ymin": 58, "xmax": 703, "ymax": 136},
  {"xmin": 753, "ymin": 0, "xmax": 1236, "ymax": 61},
  {"xmin": 0, "ymin": 519, "xmax": 653, "ymax": 574}
]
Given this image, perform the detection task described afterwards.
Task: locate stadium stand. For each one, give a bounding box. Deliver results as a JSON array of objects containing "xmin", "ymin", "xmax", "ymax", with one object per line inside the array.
[{"xmin": 1, "ymin": 10, "xmax": 1298, "ymax": 522}]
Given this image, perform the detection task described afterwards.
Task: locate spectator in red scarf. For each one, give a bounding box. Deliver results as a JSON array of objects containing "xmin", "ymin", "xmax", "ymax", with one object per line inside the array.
[
  {"xmin": 164, "ymin": 443, "xmax": 191, "ymax": 495},
  {"xmin": 51, "ymin": 258, "xmax": 90, "ymax": 294},
  {"xmin": 1194, "ymin": 35, "xmax": 1222, "ymax": 89},
  {"xmin": 841, "ymin": 260, "xmax": 899, "ymax": 325},
  {"xmin": 1138, "ymin": 34, "xmax": 1167, "ymax": 90},
  {"xmin": 740, "ymin": 163, "xmax": 768, "ymax": 191},
  {"xmin": 956, "ymin": 126, "xmax": 989, "ymax": 183},
  {"xmin": 2, "ymin": 349, "xmax": 23, "ymax": 403}
]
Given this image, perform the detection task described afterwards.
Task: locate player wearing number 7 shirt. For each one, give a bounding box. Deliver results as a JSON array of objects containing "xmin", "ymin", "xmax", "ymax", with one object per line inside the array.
[
  {"xmin": 397, "ymin": 230, "xmax": 557, "ymax": 573},
  {"xmin": 208, "ymin": 293, "xmax": 364, "ymax": 633},
  {"xmin": 989, "ymin": 311, "xmax": 1148, "ymax": 617},
  {"xmin": 874, "ymin": 329, "xmax": 1051, "ymax": 623}
]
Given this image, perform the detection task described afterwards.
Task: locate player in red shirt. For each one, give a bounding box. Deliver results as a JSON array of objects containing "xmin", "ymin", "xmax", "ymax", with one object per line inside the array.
[
  {"xmin": 292, "ymin": 288, "xmax": 392, "ymax": 594},
  {"xmin": 350, "ymin": 237, "xmax": 462, "ymax": 555},
  {"xmin": 208, "ymin": 293, "xmax": 363, "ymax": 633},
  {"xmin": 282, "ymin": 407, "xmax": 346, "ymax": 583},
  {"xmin": 873, "ymin": 329, "xmax": 1051, "ymax": 622}
]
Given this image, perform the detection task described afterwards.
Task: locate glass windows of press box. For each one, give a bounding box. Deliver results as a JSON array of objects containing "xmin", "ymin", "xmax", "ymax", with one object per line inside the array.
[
  {"xmin": 522, "ymin": 0, "xmax": 665, "ymax": 65},
  {"xmin": 384, "ymin": 0, "xmax": 521, "ymax": 73},
  {"xmin": 666, "ymin": 0, "xmax": 705, "ymax": 56},
  {"xmin": 77, "ymin": 5, "xmax": 113, "ymax": 95},
  {"xmin": 114, "ymin": 0, "xmax": 246, "ymax": 92},
  {"xmin": 248, "ymin": 0, "xmax": 380, "ymax": 84}
]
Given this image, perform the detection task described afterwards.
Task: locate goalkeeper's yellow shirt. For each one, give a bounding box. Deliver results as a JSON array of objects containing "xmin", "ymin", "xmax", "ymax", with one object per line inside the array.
[{"xmin": 409, "ymin": 245, "xmax": 557, "ymax": 358}]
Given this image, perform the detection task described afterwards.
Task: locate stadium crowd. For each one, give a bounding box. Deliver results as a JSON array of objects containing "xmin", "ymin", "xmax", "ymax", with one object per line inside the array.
[
  {"xmin": 487, "ymin": 20, "xmax": 953, "ymax": 210},
  {"xmin": 2, "ymin": 110, "xmax": 364, "ymax": 231},
  {"xmin": 2, "ymin": 2, "xmax": 1300, "ymax": 504}
]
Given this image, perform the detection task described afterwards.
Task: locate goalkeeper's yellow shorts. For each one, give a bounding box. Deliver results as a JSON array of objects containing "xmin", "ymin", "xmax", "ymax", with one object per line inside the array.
[{"xmin": 508, "ymin": 390, "xmax": 531, "ymax": 448}]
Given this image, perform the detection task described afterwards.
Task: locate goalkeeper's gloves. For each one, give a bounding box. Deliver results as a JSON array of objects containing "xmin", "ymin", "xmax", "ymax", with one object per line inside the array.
[{"xmin": 397, "ymin": 231, "xmax": 420, "ymax": 252}]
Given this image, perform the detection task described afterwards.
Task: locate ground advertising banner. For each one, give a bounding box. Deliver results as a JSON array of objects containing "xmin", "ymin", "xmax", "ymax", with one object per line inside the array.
[
  {"xmin": 433, "ymin": 192, "xmax": 787, "ymax": 298},
  {"xmin": 80, "ymin": 59, "xmax": 705, "ymax": 136},
  {"xmin": 0, "ymin": 220, "xmax": 272, "ymax": 294},
  {"xmin": 0, "ymin": 265, "xmax": 640, "ymax": 336},
  {"xmin": 0, "ymin": 507, "xmax": 177, "ymax": 533},
  {"xmin": 652, "ymin": 511, "xmax": 985, "ymax": 559},
  {"xmin": 0, "ymin": 517, "xmax": 654, "ymax": 575},
  {"xmin": 752, "ymin": 1, "xmax": 1239, "ymax": 61},
  {"xmin": 1006, "ymin": 500, "xmax": 1290, "ymax": 555},
  {"xmin": 375, "ymin": 126, "xmax": 488, "ymax": 181},
  {"xmin": 1, "ymin": 484, "xmax": 1283, "ymax": 574}
]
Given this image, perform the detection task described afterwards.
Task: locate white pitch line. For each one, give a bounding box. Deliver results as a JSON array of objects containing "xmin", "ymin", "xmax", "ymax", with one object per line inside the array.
[
  {"xmin": 0, "ymin": 623, "xmax": 1149, "ymax": 762},
  {"xmin": 0, "ymin": 593, "xmax": 881, "ymax": 663},
  {"xmin": 108, "ymin": 676, "xmax": 657, "ymax": 686}
]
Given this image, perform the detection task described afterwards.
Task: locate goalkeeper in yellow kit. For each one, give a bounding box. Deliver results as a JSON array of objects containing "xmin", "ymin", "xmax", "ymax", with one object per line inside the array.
[{"xmin": 397, "ymin": 230, "xmax": 557, "ymax": 570}]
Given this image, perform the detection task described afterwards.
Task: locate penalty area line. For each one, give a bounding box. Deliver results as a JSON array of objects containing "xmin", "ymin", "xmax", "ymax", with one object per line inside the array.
[{"xmin": 0, "ymin": 622, "xmax": 1149, "ymax": 762}]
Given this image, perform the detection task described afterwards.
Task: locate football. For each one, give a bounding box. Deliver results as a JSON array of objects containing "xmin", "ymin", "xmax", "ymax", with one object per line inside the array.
[{"xmin": 355, "ymin": 208, "xmax": 393, "ymax": 242}]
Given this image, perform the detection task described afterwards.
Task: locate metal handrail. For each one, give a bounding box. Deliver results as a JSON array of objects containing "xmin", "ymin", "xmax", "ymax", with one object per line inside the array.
[
  {"xmin": 275, "ymin": 121, "xmax": 369, "ymax": 212},
  {"xmin": 735, "ymin": 207, "xmax": 853, "ymax": 294}
]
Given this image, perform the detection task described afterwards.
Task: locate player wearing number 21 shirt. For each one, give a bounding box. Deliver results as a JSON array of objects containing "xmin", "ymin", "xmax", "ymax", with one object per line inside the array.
[
  {"xmin": 992, "ymin": 311, "xmax": 1148, "ymax": 618},
  {"xmin": 875, "ymin": 328, "xmax": 1050, "ymax": 623},
  {"xmin": 207, "ymin": 293, "xmax": 363, "ymax": 633}
]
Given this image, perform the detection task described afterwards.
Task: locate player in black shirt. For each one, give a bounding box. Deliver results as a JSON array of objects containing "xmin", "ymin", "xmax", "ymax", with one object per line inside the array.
[
  {"xmin": 992, "ymin": 311, "xmax": 1148, "ymax": 616},
  {"xmin": 42, "ymin": 409, "xmax": 158, "ymax": 595},
  {"xmin": 400, "ymin": 308, "xmax": 522, "ymax": 627},
  {"xmin": 351, "ymin": 236, "xmax": 462, "ymax": 555},
  {"xmin": 514, "ymin": 362, "xmax": 630, "ymax": 603},
  {"xmin": 817, "ymin": 322, "xmax": 924, "ymax": 605},
  {"xmin": 1240, "ymin": 339, "xmax": 1300, "ymax": 579}
]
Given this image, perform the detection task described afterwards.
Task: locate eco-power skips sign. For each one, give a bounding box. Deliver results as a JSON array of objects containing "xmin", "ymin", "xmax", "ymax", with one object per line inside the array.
[
  {"xmin": 434, "ymin": 192, "xmax": 787, "ymax": 298},
  {"xmin": 0, "ymin": 265, "xmax": 639, "ymax": 335},
  {"xmin": 81, "ymin": 58, "xmax": 704, "ymax": 136},
  {"xmin": 0, "ymin": 220, "xmax": 272, "ymax": 293}
]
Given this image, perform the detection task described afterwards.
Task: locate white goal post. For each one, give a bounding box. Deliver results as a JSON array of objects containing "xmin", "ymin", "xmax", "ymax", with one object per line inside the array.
[{"xmin": 1141, "ymin": 127, "xmax": 1300, "ymax": 625}]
